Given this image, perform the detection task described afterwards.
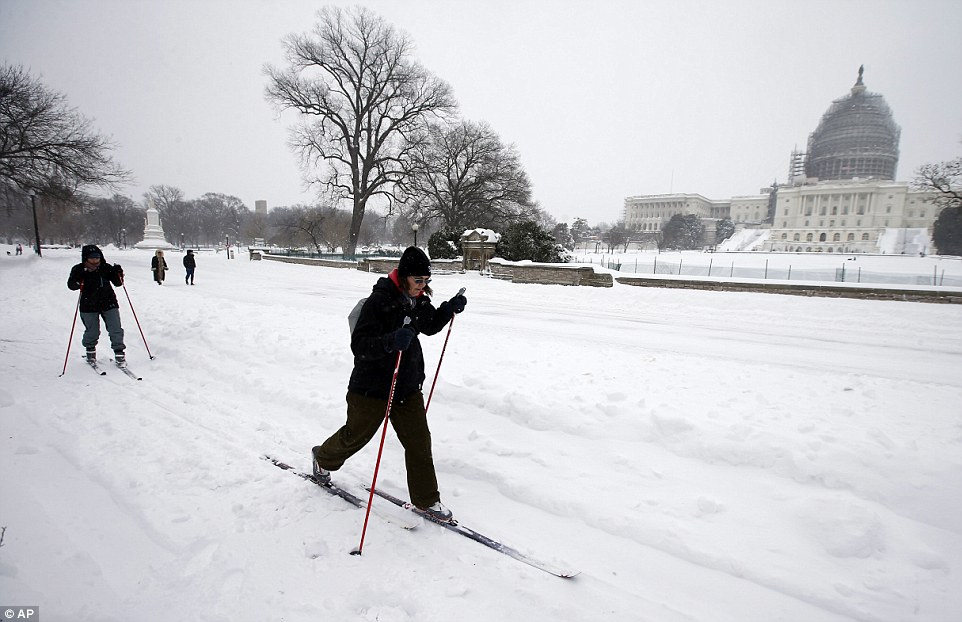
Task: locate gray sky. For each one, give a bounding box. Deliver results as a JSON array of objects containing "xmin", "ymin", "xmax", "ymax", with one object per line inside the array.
[{"xmin": 2, "ymin": 0, "xmax": 960, "ymax": 225}]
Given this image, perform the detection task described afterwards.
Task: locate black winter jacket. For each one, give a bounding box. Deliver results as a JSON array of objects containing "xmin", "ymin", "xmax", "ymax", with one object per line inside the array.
[
  {"xmin": 349, "ymin": 271, "xmax": 455, "ymax": 401},
  {"xmin": 68, "ymin": 261, "xmax": 124, "ymax": 313}
]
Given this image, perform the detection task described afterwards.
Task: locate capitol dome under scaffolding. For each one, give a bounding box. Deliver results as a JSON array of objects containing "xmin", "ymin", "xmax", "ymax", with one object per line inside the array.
[{"xmin": 803, "ymin": 65, "xmax": 901, "ymax": 182}]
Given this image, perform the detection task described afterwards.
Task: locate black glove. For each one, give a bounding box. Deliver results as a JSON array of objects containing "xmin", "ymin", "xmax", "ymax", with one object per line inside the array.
[
  {"xmin": 385, "ymin": 326, "xmax": 416, "ymax": 352},
  {"xmin": 448, "ymin": 293, "xmax": 467, "ymax": 314}
]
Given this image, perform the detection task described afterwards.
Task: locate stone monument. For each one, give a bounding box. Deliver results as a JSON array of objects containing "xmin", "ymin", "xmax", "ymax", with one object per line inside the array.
[{"xmin": 134, "ymin": 198, "xmax": 175, "ymax": 249}]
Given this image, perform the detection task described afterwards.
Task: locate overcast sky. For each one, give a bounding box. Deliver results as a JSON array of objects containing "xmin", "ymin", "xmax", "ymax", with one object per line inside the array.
[{"xmin": 2, "ymin": 0, "xmax": 960, "ymax": 225}]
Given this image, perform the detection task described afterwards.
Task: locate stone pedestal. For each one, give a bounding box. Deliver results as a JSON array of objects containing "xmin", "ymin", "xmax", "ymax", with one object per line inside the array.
[{"xmin": 134, "ymin": 199, "xmax": 175, "ymax": 250}]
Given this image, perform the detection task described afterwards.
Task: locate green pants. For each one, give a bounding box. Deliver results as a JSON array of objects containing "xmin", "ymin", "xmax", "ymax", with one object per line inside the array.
[{"xmin": 314, "ymin": 391, "xmax": 440, "ymax": 509}]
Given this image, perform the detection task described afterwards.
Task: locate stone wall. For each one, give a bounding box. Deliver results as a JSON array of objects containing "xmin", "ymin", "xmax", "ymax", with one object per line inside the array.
[
  {"xmin": 355, "ymin": 257, "xmax": 461, "ymax": 274},
  {"xmin": 355, "ymin": 256, "xmax": 612, "ymax": 287},
  {"xmin": 260, "ymin": 254, "xmax": 356, "ymax": 269},
  {"xmin": 615, "ymin": 275, "xmax": 962, "ymax": 304}
]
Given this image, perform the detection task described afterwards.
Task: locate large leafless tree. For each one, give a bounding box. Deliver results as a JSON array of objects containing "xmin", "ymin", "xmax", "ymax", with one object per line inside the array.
[
  {"xmin": 401, "ymin": 119, "xmax": 536, "ymax": 231},
  {"xmin": 914, "ymin": 156, "xmax": 962, "ymax": 212},
  {"xmin": 0, "ymin": 63, "xmax": 129, "ymax": 198},
  {"xmin": 264, "ymin": 6, "xmax": 456, "ymax": 255}
]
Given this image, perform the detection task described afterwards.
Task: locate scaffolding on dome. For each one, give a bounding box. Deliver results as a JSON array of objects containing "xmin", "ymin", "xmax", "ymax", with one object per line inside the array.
[{"xmin": 804, "ymin": 66, "xmax": 901, "ymax": 182}]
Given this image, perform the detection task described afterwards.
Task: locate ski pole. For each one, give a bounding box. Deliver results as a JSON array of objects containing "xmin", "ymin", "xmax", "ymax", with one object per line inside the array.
[
  {"xmin": 122, "ymin": 283, "xmax": 155, "ymax": 359},
  {"xmin": 351, "ymin": 349, "xmax": 403, "ymax": 557},
  {"xmin": 59, "ymin": 286, "xmax": 83, "ymax": 377},
  {"xmin": 425, "ymin": 287, "xmax": 464, "ymax": 415}
]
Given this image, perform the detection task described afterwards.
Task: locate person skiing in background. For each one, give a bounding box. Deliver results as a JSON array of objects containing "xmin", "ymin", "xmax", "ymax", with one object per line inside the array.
[
  {"xmin": 312, "ymin": 246, "xmax": 468, "ymax": 522},
  {"xmin": 67, "ymin": 245, "xmax": 127, "ymax": 366},
  {"xmin": 151, "ymin": 250, "xmax": 168, "ymax": 285},
  {"xmin": 183, "ymin": 249, "xmax": 196, "ymax": 285}
]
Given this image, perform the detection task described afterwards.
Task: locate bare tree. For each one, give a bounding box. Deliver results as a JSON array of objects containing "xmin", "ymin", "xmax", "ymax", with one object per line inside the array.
[
  {"xmin": 86, "ymin": 193, "xmax": 140, "ymax": 247},
  {"xmin": 193, "ymin": 192, "xmax": 245, "ymax": 245},
  {"xmin": 401, "ymin": 119, "xmax": 535, "ymax": 231},
  {"xmin": 914, "ymin": 155, "xmax": 962, "ymax": 255},
  {"xmin": 264, "ymin": 6, "xmax": 456, "ymax": 256},
  {"xmin": 914, "ymin": 156, "xmax": 962, "ymax": 212},
  {"xmin": 0, "ymin": 63, "xmax": 130, "ymax": 197},
  {"xmin": 270, "ymin": 204, "xmax": 330, "ymax": 254},
  {"xmin": 604, "ymin": 222, "xmax": 631, "ymax": 252}
]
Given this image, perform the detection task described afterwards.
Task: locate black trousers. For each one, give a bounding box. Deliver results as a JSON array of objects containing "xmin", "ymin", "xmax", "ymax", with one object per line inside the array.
[{"xmin": 314, "ymin": 390, "xmax": 440, "ymax": 508}]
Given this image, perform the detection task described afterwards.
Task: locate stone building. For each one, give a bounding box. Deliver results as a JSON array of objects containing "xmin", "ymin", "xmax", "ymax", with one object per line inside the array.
[
  {"xmin": 623, "ymin": 67, "xmax": 940, "ymax": 253},
  {"xmin": 460, "ymin": 228, "xmax": 500, "ymax": 271}
]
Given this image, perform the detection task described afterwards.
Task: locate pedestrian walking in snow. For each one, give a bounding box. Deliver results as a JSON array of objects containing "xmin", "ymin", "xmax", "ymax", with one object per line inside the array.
[
  {"xmin": 67, "ymin": 245, "xmax": 127, "ymax": 365},
  {"xmin": 183, "ymin": 249, "xmax": 196, "ymax": 285},
  {"xmin": 312, "ymin": 247, "xmax": 468, "ymax": 522},
  {"xmin": 15, "ymin": 243, "xmax": 22, "ymax": 255},
  {"xmin": 151, "ymin": 250, "xmax": 168, "ymax": 285}
]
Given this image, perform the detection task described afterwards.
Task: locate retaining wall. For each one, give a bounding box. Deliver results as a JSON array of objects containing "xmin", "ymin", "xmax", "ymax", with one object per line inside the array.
[{"xmin": 615, "ymin": 275, "xmax": 962, "ymax": 304}]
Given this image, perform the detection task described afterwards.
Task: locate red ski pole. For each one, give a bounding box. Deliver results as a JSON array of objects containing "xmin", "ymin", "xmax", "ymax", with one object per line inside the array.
[
  {"xmin": 425, "ymin": 287, "xmax": 464, "ymax": 414},
  {"xmin": 351, "ymin": 349, "xmax": 403, "ymax": 556},
  {"xmin": 122, "ymin": 283, "xmax": 155, "ymax": 359},
  {"xmin": 59, "ymin": 286, "xmax": 83, "ymax": 377}
]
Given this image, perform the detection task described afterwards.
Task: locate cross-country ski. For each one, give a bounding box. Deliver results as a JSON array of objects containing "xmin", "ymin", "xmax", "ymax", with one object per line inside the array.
[
  {"xmin": 263, "ymin": 455, "xmax": 417, "ymax": 530},
  {"xmin": 369, "ymin": 486, "xmax": 579, "ymax": 578},
  {"xmin": 84, "ymin": 357, "xmax": 106, "ymax": 375}
]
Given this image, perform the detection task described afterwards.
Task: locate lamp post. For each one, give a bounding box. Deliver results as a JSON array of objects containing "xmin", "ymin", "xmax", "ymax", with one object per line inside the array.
[
  {"xmin": 412, "ymin": 222, "xmax": 419, "ymax": 247},
  {"xmin": 122, "ymin": 228, "xmax": 127, "ymax": 249},
  {"xmin": 29, "ymin": 192, "xmax": 42, "ymax": 257}
]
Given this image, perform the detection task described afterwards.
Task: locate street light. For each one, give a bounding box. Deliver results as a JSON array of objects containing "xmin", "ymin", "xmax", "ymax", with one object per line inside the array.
[
  {"xmin": 122, "ymin": 228, "xmax": 127, "ymax": 249},
  {"xmin": 29, "ymin": 192, "xmax": 42, "ymax": 257},
  {"xmin": 412, "ymin": 222, "xmax": 419, "ymax": 247}
]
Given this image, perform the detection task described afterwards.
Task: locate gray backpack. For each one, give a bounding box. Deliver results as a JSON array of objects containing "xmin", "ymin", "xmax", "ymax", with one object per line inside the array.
[{"xmin": 347, "ymin": 297, "xmax": 367, "ymax": 335}]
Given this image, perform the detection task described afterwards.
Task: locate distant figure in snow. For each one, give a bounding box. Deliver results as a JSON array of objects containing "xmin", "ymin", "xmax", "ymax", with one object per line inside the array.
[
  {"xmin": 67, "ymin": 244, "xmax": 126, "ymax": 365},
  {"xmin": 151, "ymin": 250, "xmax": 168, "ymax": 285},
  {"xmin": 311, "ymin": 247, "xmax": 468, "ymax": 523},
  {"xmin": 15, "ymin": 243, "xmax": 23, "ymax": 255},
  {"xmin": 183, "ymin": 249, "xmax": 196, "ymax": 285}
]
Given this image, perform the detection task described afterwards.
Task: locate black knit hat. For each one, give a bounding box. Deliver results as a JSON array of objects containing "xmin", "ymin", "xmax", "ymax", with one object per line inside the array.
[
  {"xmin": 397, "ymin": 246, "xmax": 431, "ymax": 280},
  {"xmin": 82, "ymin": 244, "xmax": 103, "ymax": 260}
]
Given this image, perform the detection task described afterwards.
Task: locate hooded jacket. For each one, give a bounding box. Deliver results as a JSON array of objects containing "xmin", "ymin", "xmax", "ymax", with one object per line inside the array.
[
  {"xmin": 67, "ymin": 245, "xmax": 124, "ymax": 313},
  {"xmin": 348, "ymin": 269, "xmax": 455, "ymax": 400}
]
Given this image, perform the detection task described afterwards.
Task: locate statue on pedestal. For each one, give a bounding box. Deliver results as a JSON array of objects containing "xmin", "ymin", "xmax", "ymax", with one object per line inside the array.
[{"xmin": 134, "ymin": 198, "xmax": 175, "ymax": 250}]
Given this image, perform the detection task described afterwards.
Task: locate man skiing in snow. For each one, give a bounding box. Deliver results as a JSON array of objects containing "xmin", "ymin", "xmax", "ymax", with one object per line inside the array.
[
  {"xmin": 312, "ymin": 247, "xmax": 467, "ymax": 521},
  {"xmin": 67, "ymin": 244, "xmax": 127, "ymax": 366}
]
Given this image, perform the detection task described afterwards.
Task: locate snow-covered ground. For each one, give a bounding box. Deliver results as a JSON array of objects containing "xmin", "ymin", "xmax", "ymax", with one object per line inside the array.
[{"xmin": 2, "ymin": 245, "xmax": 961, "ymax": 622}]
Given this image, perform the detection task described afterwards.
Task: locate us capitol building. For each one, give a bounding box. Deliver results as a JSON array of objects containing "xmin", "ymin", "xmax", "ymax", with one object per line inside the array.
[{"xmin": 624, "ymin": 67, "xmax": 938, "ymax": 254}]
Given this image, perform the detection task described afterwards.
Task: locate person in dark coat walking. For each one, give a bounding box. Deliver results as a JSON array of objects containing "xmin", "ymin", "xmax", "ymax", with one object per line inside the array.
[
  {"xmin": 151, "ymin": 250, "xmax": 168, "ymax": 284},
  {"xmin": 183, "ymin": 249, "xmax": 196, "ymax": 285},
  {"xmin": 67, "ymin": 245, "xmax": 127, "ymax": 365},
  {"xmin": 312, "ymin": 247, "xmax": 468, "ymax": 521}
]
